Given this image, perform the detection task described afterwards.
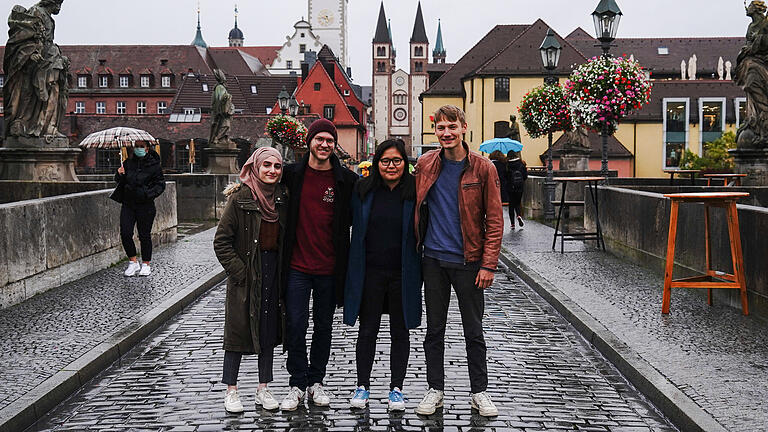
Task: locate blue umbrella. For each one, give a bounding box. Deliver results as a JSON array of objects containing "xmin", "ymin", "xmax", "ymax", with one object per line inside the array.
[{"xmin": 478, "ymin": 138, "xmax": 523, "ymax": 154}]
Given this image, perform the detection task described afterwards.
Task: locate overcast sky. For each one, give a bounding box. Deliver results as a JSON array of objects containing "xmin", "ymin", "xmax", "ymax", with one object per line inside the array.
[{"xmin": 0, "ymin": 0, "xmax": 751, "ymax": 86}]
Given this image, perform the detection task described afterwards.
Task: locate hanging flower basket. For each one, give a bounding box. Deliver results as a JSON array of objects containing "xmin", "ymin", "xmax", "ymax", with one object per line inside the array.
[
  {"xmin": 266, "ymin": 115, "xmax": 308, "ymax": 149},
  {"xmin": 564, "ymin": 55, "xmax": 652, "ymax": 133},
  {"xmin": 518, "ymin": 84, "xmax": 573, "ymax": 139}
]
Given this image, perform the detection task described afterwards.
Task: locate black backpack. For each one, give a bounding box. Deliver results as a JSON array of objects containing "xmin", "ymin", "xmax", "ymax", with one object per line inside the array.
[{"xmin": 509, "ymin": 167, "xmax": 524, "ymax": 192}]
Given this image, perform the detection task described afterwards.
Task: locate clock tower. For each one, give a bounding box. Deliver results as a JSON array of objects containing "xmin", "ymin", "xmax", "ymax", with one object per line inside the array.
[{"xmin": 308, "ymin": 0, "xmax": 349, "ymax": 71}]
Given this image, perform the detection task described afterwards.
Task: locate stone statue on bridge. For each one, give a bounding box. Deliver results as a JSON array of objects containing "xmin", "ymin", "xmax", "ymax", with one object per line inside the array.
[
  {"xmin": 735, "ymin": 0, "xmax": 768, "ymax": 149},
  {"xmin": 3, "ymin": 0, "xmax": 69, "ymax": 145},
  {"xmin": 506, "ymin": 115, "xmax": 521, "ymax": 142},
  {"xmin": 208, "ymin": 69, "xmax": 235, "ymax": 149}
]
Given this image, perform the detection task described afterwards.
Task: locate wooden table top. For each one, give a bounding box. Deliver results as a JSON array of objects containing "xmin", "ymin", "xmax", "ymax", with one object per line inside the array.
[
  {"xmin": 663, "ymin": 192, "xmax": 750, "ymax": 201},
  {"xmin": 663, "ymin": 169, "xmax": 701, "ymax": 173},
  {"xmin": 554, "ymin": 176, "xmax": 606, "ymax": 182},
  {"xmin": 702, "ymin": 173, "xmax": 748, "ymax": 178}
]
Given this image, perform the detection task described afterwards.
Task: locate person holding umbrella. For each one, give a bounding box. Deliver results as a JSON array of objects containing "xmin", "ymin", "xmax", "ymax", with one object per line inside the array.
[{"xmin": 114, "ymin": 140, "xmax": 165, "ymax": 276}]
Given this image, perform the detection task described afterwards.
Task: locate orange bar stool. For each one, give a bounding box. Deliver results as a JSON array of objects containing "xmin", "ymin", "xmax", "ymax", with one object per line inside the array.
[{"xmin": 662, "ymin": 192, "xmax": 750, "ymax": 315}]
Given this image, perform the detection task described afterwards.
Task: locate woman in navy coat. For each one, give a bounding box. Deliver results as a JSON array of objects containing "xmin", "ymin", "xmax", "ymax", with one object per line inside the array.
[{"xmin": 344, "ymin": 139, "xmax": 422, "ymax": 412}]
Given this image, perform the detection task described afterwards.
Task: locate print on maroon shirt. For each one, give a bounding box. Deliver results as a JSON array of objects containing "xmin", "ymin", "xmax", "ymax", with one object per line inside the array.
[{"xmin": 290, "ymin": 167, "xmax": 336, "ymax": 275}]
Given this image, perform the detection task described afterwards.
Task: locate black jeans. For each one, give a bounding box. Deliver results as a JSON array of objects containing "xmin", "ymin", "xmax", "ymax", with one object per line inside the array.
[
  {"xmin": 120, "ymin": 202, "xmax": 156, "ymax": 261},
  {"xmin": 284, "ymin": 269, "xmax": 336, "ymax": 389},
  {"xmin": 222, "ymin": 348, "xmax": 275, "ymax": 385},
  {"xmin": 356, "ymin": 269, "xmax": 409, "ymax": 390},
  {"xmin": 422, "ymin": 256, "xmax": 488, "ymax": 393},
  {"xmin": 508, "ymin": 191, "xmax": 523, "ymax": 222}
]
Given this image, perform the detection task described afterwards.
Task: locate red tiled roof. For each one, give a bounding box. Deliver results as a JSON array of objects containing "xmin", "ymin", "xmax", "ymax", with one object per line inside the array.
[
  {"xmin": 208, "ymin": 48, "xmax": 268, "ymax": 76},
  {"xmin": 624, "ymin": 80, "xmax": 745, "ymax": 122},
  {"xmin": 215, "ymin": 46, "xmax": 281, "ymax": 68},
  {"xmin": 169, "ymin": 73, "xmax": 298, "ymax": 115}
]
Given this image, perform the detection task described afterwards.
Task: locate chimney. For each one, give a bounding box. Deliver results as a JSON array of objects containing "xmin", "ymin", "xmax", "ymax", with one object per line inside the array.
[
  {"xmin": 301, "ymin": 62, "xmax": 309, "ymax": 81},
  {"xmin": 346, "ymin": 66, "xmax": 352, "ymax": 79}
]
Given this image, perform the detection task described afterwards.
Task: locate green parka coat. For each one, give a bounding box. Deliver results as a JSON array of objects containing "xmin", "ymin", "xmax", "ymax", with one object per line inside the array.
[{"xmin": 213, "ymin": 182, "xmax": 288, "ymax": 353}]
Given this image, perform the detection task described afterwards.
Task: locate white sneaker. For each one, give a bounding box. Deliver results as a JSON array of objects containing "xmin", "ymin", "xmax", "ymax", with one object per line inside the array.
[
  {"xmin": 470, "ymin": 391, "xmax": 498, "ymax": 417},
  {"xmin": 224, "ymin": 388, "xmax": 244, "ymax": 414},
  {"xmin": 280, "ymin": 386, "xmax": 305, "ymax": 411},
  {"xmin": 138, "ymin": 263, "xmax": 151, "ymax": 276},
  {"xmin": 415, "ymin": 388, "xmax": 444, "ymax": 415},
  {"xmin": 255, "ymin": 386, "xmax": 279, "ymax": 410},
  {"xmin": 307, "ymin": 383, "xmax": 331, "ymax": 406},
  {"xmin": 124, "ymin": 261, "xmax": 140, "ymax": 277}
]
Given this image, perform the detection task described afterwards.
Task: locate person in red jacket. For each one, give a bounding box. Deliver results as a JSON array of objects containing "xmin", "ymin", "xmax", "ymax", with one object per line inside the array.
[{"xmin": 413, "ymin": 105, "xmax": 503, "ymax": 417}]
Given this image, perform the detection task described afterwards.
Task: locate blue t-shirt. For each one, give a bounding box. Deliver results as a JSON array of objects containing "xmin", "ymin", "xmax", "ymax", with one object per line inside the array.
[{"xmin": 424, "ymin": 157, "xmax": 465, "ymax": 263}]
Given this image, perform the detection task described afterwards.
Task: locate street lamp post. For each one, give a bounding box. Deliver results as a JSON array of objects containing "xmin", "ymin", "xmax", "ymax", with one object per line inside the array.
[
  {"xmin": 540, "ymin": 29, "xmax": 562, "ymax": 221},
  {"xmin": 288, "ymin": 96, "xmax": 299, "ymax": 116},
  {"xmin": 277, "ymin": 86, "xmax": 290, "ymax": 115},
  {"xmin": 592, "ymin": 0, "xmax": 622, "ymax": 180}
]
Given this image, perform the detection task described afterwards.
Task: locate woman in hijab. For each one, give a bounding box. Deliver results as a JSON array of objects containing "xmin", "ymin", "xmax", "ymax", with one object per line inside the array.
[{"xmin": 214, "ymin": 147, "xmax": 288, "ymax": 414}]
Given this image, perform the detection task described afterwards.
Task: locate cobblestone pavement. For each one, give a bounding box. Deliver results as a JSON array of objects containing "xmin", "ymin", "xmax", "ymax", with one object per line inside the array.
[
  {"xmin": 30, "ymin": 272, "xmax": 676, "ymax": 431},
  {"xmin": 503, "ymin": 216, "xmax": 768, "ymax": 430},
  {"xmin": 0, "ymin": 227, "xmax": 220, "ymax": 412}
]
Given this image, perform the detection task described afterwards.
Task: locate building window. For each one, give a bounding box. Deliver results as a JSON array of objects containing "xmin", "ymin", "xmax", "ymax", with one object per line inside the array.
[
  {"xmin": 494, "ymin": 77, "xmax": 509, "ymax": 101},
  {"xmin": 0, "ymin": 75, "xmax": 4, "ymax": 88},
  {"xmin": 75, "ymin": 101, "xmax": 85, "ymax": 113},
  {"xmin": 78, "ymin": 76, "xmax": 87, "ymax": 88},
  {"xmin": 735, "ymin": 98, "xmax": 747, "ymax": 128},
  {"xmin": 184, "ymin": 108, "xmax": 196, "ymax": 115},
  {"xmin": 286, "ymin": 60, "xmax": 293, "ymax": 69},
  {"xmin": 266, "ymin": 107, "xmax": 273, "ymax": 114},
  {"xmin": 414, "ymin": 46, "xmax": 424, "ymax": 57},
  {"xmin": 699, "ymin": 98, "xmax": 725, "ymax": 153},
  {"xmin": 202, "ymin": 83, "xmax": 209, "ymax": 92},
  {"xmin": 137, "ymin": 101, "xmax": 147, "ymax": 115},
  {"xmin": 377, "ymin": 46, "xmax": 386, "ymax": 57},
  {"xmin": 157, "ymin": 101, "xmax": 167, "ymax": 114},
  {"xmin": 96, "ymin": 102, "xmax": 106, "ymax": 114},
  {"xmin": 470, "ymin": 80, "xmax": 474, "ymax": 103},
  {"xmin": 377, "ymin": 61, "xmax": 386, "ymax": 72},
  {"xmin": 300, "ymin": 32, "xmax": 305, "ymax": 37},
  {"xmin": 99, "ymin": 76, "xmax": 109, "ymax": 88},
  {"xmin": 161, "ymin": 75, "xmax": 171, "ymax": 88},
  {"xmin": 414, "ymin": 62, "xmax": 423, "ymax": 72},
  {"xmin": 299, "ymin": 44, "xmax": 306, "ymax": 53},
  {"xmin": 140, "ymin": 76, "xmax": 150, "ymax": 88},
  {"xmin": 343, "ymin": 89, "xmax": 350, "ymax": 96},
  {"xmin": 96, "ymin": 149, "xmax": 121, "ymax": 172},
  {"xmin": 314, "ymin": 83, "xmax": 321, "ymax": 91},
  {"xmin": 323, "ymin": 105, "xmax": 335, "ymax": 120},
  {"xmin": 663, "ymin": 98, "xmax": 689, "ymax": 168},
  {"xmin": 117, "ymin": 101, "xmax": 126, "ymax": 114},
  {"xmin": 251, "ymin": 85, "xmax": 258, "ymax": 94},
  {"xmin": 119, "ymin": 76, "xmax": 129, "ymax": 88},
  {"xmin": 394, "ymin": 93, "xmax": 407, "ymax": 105}
]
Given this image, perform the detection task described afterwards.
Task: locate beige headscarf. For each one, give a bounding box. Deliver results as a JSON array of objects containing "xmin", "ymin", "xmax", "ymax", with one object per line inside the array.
[{"xmin": 238, "ymin": 147, "xmax": 283, "ymax": 222}]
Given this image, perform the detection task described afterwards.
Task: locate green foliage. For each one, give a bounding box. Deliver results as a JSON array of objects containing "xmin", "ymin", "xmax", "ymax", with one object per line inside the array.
[{"xmin": 679, "ymin": 131, "xmax": 736, "ymax": 171}]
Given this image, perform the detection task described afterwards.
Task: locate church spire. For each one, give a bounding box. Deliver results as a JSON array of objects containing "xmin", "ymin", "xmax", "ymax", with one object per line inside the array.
[
  {"xmin": 229, "ymin": 4, "xmax": 244, "ymax": 47},
  {"xmin": 433, "ymin": 19, "xmax": 446, "ymax": 63},
  {"xmin": 192, "ymin": 3, "xmax": 208, "ymax": 48},
  {"xmin": 410, "ymin": 2, "xmax": 428, "ymax": 44},
  {"xmin": 373, "ymin": 2, "xmax": 390, "ymax": 43}
]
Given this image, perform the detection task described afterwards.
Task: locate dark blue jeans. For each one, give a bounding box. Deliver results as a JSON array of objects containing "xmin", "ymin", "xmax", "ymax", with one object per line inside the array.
[{"xmin": 285, "ymin": 269, "xmax": 336, "ymax": 389}]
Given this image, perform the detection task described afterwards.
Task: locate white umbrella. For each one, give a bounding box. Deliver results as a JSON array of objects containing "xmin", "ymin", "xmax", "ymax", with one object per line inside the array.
[{"xmin": 79, "ymin": 127, "xmax": 158, "ymax": 149}]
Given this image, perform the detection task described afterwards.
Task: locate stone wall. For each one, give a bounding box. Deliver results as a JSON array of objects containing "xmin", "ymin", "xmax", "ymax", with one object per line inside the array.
[
  {"xmin": 0, "ymin": 181, "xmax": 113, "ymax": 204},
  {"xmin": 0, "ymin": 183, "xmax": 177, "ymax": 309},
  {"xmin": 165, "ymin": 174, "xmax": 238, "ymax": 221},
  {"xmin": 584, "ymin": 186, "xmax": 768, "ymax": 317}
]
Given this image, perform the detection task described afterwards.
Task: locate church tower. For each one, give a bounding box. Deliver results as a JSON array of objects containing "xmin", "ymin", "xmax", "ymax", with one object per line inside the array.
[
  {"xmin": 228, "ymin": 5, "xmax": 244, "ymax": 47},
  {"xmin": 409, "ymin": 2, "xmax": 429, "ymax": 150},
  {"xmin": 308, "ymin": 0, "xmax": 349, "ymax": 71},
  {"xmin": 372, "ymin": 2, "xmax": 393, "ymax": 145},
  {"xmin": 433, "ymin": 19, "xmax": 446, "ymax": 64},
  {"xmin": 191, "ymin": 5, "xmax": 208, "ymax": 48}
]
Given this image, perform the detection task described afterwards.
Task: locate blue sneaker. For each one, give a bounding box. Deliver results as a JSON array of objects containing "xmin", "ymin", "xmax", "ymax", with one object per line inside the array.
[
  {"xmin": 350, "ymin": 386, "xmax": 369, "ymax": 409},
  {"xmin": 388, "ymin": 387, "xmax": 405, "ymax": 412}
]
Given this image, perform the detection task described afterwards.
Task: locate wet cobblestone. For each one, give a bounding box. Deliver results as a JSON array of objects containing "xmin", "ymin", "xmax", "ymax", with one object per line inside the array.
[
  {"xmin": 30, "ymin": 271, "xmax": 675, "ymax": 431},
  {"xmin": 502, "ymin": 216, "xmax": 768, "ymax": 430},
  {"xmin": 0, "ymin": 227, "xmax": 220, "ymax": 412}
]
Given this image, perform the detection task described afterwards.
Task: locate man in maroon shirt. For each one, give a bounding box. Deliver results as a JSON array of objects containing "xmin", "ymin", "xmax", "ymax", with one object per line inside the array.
[{"xmin": 279, "ymin": 119, "xmax": 358, "ymax": 411}]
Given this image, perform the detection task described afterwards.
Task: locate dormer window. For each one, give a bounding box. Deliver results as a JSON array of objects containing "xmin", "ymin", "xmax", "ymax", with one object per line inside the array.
[
  {"xmin": 99, "ymin": 75, "xmax": 109, "ymax": 88},
  {"xmin": 119, "ymin": 75, "xmax": 129, "ymax": 88},
  {"xmin": 140, "ymin": 75, "xmax": 150, "ymax": 88},
  {"xmin": 78, "ymin": 76, "xmax": 88, "ymax": 88},
  {"xmin": 251, "ymin": 85, "xmax": 258, "ymax": 94},
  {"xmin": 658, "ymin": 47, "xmax": 669, "ymax": 55},
  {"xmin": 202, "ymin": 83, "xmax": 209, "ymax": 92},
  {"xmin": 161, "ymin": 75, "xmax": 171, "ymax": 88},
  {"xmin": 343, "ymin": 89, "xmax": 350, "ymax": 96}
]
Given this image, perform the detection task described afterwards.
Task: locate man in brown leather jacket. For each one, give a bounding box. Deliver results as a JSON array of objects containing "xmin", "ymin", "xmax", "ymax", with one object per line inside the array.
[{"xmin": 413, "ymin": 105, "xmax": 503, "ymax": 417}]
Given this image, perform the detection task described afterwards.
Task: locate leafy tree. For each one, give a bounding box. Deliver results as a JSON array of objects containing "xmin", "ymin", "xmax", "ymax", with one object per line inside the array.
[{"xmin": 679, "ymin": 131, "xmax": 736, "ymax": 171}]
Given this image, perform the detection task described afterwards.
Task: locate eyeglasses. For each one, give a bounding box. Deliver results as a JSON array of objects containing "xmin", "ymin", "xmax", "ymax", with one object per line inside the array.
[
  {"xmin": 313, "ymin": 136, "xmax": 336, "ymax": 145},
  {"xmin": 379, "ymin": 157, "xmax": 404, "ymax": 167}
]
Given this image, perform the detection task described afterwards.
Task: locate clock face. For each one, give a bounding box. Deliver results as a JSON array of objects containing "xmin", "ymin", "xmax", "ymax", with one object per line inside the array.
[
  {"xmin": 393, "ymin": 108, "xmax": 407, "ymax": 122},
  {"xmin": 317, "ymin": 9, "xmax": 334, "ymax": 26},
  {"xmin": 395, "ymin": 76, "xmax": 405, "ymax": 86}
]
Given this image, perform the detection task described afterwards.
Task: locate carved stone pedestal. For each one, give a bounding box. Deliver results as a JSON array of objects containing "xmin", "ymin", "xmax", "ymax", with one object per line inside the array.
[
  {"xmin": 730, "ymin": 148, "xmax": 768, "ymax": 185},
  {"xmin": 0, "ymin": 136, "xmax": 80, "ymax": 181},
  {"xmin": 204, "ymin": 147, "xmax": 240, "ymax": 174},
  {"xmin": 559, "ymin": 149, "xmax": 591, "ymax": 171}
]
